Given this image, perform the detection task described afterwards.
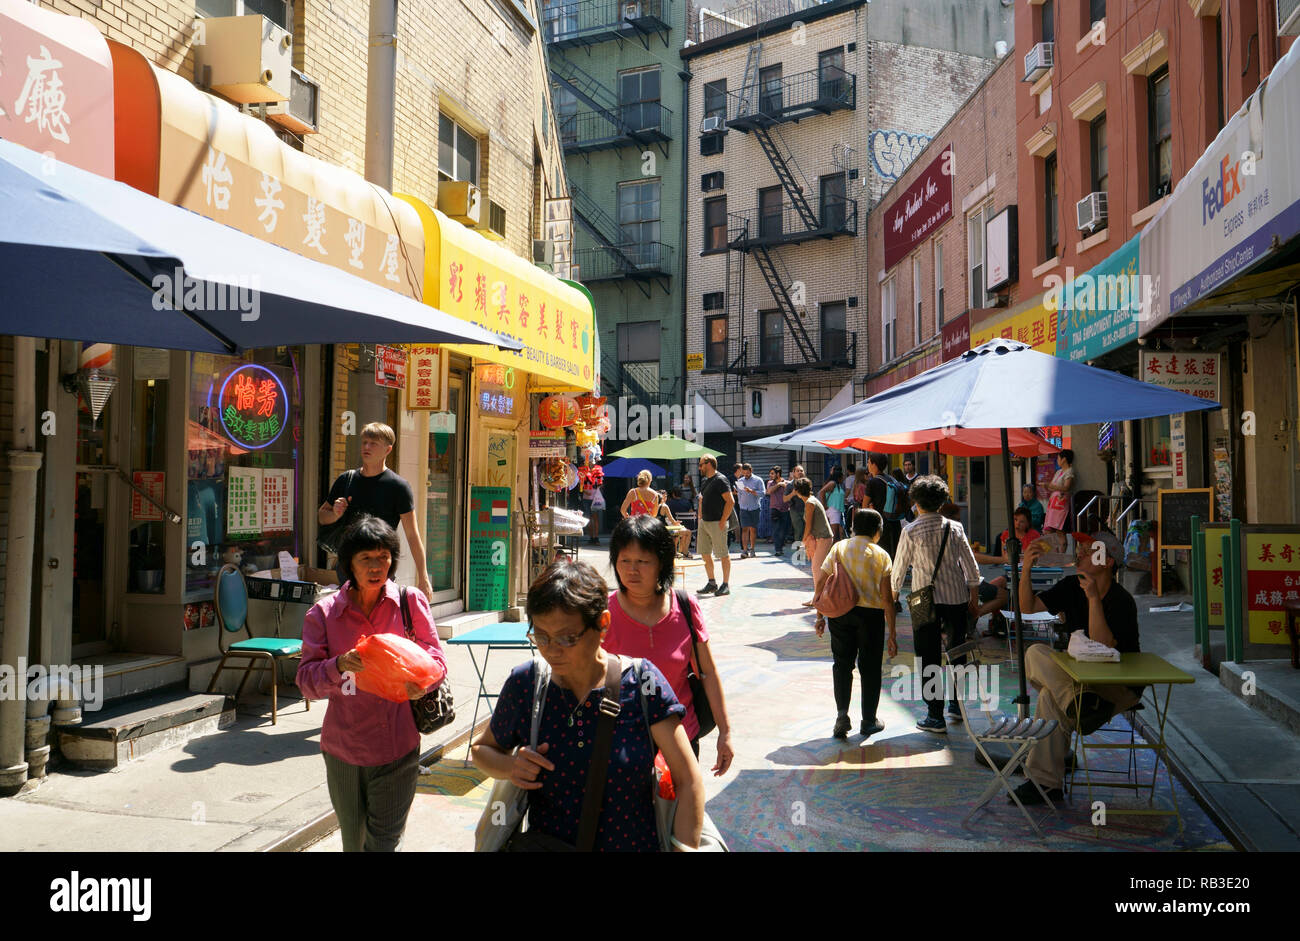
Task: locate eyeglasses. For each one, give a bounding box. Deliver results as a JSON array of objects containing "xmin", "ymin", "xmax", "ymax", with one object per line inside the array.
[{"xmin": 527, "ymin": 627, "xmax": 593, "ymax": 649}]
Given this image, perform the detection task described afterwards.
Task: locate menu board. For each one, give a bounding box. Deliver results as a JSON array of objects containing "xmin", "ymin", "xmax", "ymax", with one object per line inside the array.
[
  {"xmin": 262, "ymin": 469, "xmax": 294, "ymax": 533},
  {"xmin": 1157, "ymin": 488, "xmax": 1213, "ymax": 549},
  {"xmin": 228, "ymin": 467, "xmax": 262, "ymax": 537},
  {"xmin": 467, "ymin": 486, "xmax": 511, "ymax": 611}
]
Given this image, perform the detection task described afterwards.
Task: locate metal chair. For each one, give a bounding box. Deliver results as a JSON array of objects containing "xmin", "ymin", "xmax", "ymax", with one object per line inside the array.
[
  {"xmin": 206, "ymin": 564, "xmax": 307, "ymax": 725},
  {"xmin": 945, "ymin": 639, "xmax": 1060, "ymax": 838}
]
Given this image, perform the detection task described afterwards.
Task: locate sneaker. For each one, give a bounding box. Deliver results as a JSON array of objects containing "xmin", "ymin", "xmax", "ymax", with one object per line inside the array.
[
  {"xmin": 947, "ymin": 701, "xmax": 964, "ymax": 721},
  {"xmin": 1008, "ymin": 779, "xmax": 1064, "ymax": 806},
  {"xmin": 832, "ymin": 715, "xmax": 852, "ymax": 740},
  {"xmin": 714, "ymin": 583, "xmax": 730, "ymax": 596},
  {"xmin": 916, "ymin": 715, "xmax": 948, "ymax": 734},
  {"xmin": 860, "ymin": 719, "xmax": 885, "ymax": 737},
  {"xmin": 699, "ymin": 581, "xmax": 718, "ymax": 595}
]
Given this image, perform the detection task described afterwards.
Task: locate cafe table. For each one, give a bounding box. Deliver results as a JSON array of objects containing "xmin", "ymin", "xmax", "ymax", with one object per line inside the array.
[{"xmin": 446, "ymin": 621, "xmax": 535, "ymax": 760}]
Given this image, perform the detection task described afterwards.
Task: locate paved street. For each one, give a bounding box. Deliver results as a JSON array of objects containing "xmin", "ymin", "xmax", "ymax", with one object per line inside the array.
[{"xmin": 310, "ymin": 543, "xmax": 1231, "ymax": 852}]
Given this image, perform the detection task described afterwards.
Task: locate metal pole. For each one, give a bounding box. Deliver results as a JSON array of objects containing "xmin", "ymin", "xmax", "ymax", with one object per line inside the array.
[
  {"xmin": 365, "ymin": 0, "xmax": 397, "ymax": 191},
  {"xmin": 1001, "ymin": 429, "xmax": 1029, "ymax": 718}
]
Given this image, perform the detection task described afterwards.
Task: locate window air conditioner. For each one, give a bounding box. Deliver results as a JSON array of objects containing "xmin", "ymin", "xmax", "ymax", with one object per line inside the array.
[
  {"xmin": 1280, "ymin": 0, "xmax": 1300, "ymax": 35},
  {"xmin": 700, "ymin": 115, "xmax": 723, "ymax": 133},
  {"xmin": 1076, "ymin": 191, "xmax": 1108, "ymax": 233},
  {"xmin": 1023, "ymin": 42, "xmax": 1054, "ymax": 83},
  {"xmin": 266, "ymin": 69, "xmax": 320, "ymax": 135},
  {"xmin": 483, "ymin": 201, "xmax": 508, "ymax": 241},
  {"xmin": 437, "ymin": 180, "xmax": 482, "ymax": 225},
  {"xmin": 533, "ymin": 239, "xmax": 556, "ymax": 265},
  {"xmin": 193, "ymin": 15, "xmax": 292, "ymax": 105},
  {"xmin": 622, "ymin": 2, "xmax": 642, "ymax": 20}
]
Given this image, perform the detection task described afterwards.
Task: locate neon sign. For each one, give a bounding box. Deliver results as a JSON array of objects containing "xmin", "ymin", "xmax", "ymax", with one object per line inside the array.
[{"xmin": 215, "ymin": 364, "xmax": 289, "ymax": 450}]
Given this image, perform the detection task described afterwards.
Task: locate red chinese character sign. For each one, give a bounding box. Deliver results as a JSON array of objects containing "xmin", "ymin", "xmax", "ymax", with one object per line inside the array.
[
  {"xmin": 215, "ymin": 364, "xmax": 289, "ymax": 450},
  {"xmin": 405, "ymin": 346, "xmax": 443, "ymax": 410},
  {"xmin": 1243, "ymin": 531, "xmax": 1300, "ymax": 645},
  {"xmin": 1141, "ymin": 352, "xmax": 1221, "ymax": 403}
]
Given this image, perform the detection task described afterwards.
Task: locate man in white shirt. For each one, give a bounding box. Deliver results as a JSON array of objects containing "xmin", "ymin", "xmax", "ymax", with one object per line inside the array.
[
  {"xmin": 734, "ymin": 463, "xmax": 764, "ymax": 558},
  {"xmin": 891, "ymin": 475, "xmax": 981, "ymax": 734}
]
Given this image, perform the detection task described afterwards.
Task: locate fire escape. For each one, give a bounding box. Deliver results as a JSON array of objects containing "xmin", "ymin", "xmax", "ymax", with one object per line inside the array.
[
  {"xmin": 569, "ymin": 183, "xmax": 671, "ymax": 297},
  {"xmin": 549, "ymin": 54, "xmax": 672, "ymax": 159},
  {"xmin": 722, "ymin": 41, "xmax": 858, "ymax": 376}
]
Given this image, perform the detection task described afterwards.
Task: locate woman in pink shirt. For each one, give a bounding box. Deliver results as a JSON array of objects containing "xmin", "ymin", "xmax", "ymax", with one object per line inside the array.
[
  {"xmin": 604, "ymin": 516, "xmax": 734, "ymax": 775},
  {"xmin": 296, "ymin": 515, "xmax": 447, "ymax": 852}
]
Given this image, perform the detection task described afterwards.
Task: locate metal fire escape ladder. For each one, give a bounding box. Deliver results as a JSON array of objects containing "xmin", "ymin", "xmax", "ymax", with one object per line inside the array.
[
  {"xmin": 752, "ymin": 242, "xmax": 819, "ymax": 364},
  {"xmin": 753, "ymin": 124, "xmax": 819, "ymax": 231},
  {"xmin": 734, "ymin": 42, "xmax": 763, "ymax": 121},
  {"xmin": 570, "ymin": 184, "xmax": 653, "ymax": 298},
  {"xmin": 550, "ymin": 56, "xmax": 641, "ymax": 141}
]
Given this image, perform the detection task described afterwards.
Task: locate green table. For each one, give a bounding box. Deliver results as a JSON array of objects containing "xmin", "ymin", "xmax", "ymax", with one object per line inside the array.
[{"xmin": 1047, "ymin": 650, "xmax": 1195, "ymax": 835}]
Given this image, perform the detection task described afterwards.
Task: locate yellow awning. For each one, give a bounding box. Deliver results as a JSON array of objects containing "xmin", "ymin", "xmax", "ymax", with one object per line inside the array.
[
  {"xmin": 971, "ymin": 293, "xmax": 1059, "ymax": 356},
  {"xmin": 397, "ymin": 195, "xmax": 596, "ymax": 392}
]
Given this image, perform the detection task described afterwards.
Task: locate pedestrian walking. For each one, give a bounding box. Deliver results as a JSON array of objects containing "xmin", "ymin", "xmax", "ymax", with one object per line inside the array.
[
  {"xmin": 605, "ymin": 516, "xmax": 734, "ymax": 773},
  {"xmin": 470, "ymin": 559, "xmax": 705, "ymax": 851},
  {"xmin": 621, "ymin": 469, "xmax": 660, "ymax": 518},
  {"xmin": 695, "ymin": 454, "xmax": 734, "ymax": 596},
  {"xmin": 786, "ymin": 464, "xmax": 807, "ymax": 545},
  {"xmin": 793, "ymin": 478, "xmax": 834, "ymax": 587},
  {"xmin": 296, "ymin": 515, "xmax": 447, "ymax": 852},
  {"xmin": 767, "ymin": 466, "xmax": 791, "ymax": 556},
  {"xmin": 820, "ymin": 465, "xmax": 847, "ymax": 540},
  {"xmin": 864, "ymin": 452, "xmax": 908, "ymax": 560}
]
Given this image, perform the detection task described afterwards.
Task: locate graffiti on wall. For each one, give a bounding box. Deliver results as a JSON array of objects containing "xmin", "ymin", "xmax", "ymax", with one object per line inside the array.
[{"xmin": 869, "ymin": 130, "xmax": 933, "ymax": 183}]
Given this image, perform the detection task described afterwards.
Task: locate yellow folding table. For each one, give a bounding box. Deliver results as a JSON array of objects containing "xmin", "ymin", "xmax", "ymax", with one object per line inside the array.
[{"xmin": 1046, "ymin": 650, "xmax": 1195, "ymax": 835}]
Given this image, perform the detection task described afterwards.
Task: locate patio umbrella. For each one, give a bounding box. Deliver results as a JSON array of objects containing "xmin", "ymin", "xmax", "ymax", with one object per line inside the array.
[
  {"xmin": 818, "ymin": 427, "xmax": 1060, "ymax": 457},
  {"xmin": 601, "ymin": 457, "xmax": 666, "ymax": 478},
  {"xmin": 778, "ymin": 339, "xmax": 1221, "ymax": 716},
  {"xmin": 742, "ymin": 434, "xmax": 840, "ymax": 455},
  {"xmin": 609, "ymin": 433, "xmax": 723, "ymax": 460}
]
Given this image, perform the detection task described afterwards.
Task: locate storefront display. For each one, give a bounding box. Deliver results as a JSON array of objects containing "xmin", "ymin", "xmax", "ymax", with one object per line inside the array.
[{"xmin": 187, "ymin": 349, "xmax": 304, "ymax": 599}]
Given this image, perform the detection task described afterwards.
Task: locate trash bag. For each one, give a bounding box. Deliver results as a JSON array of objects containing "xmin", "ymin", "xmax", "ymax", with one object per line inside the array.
[{"xmin": 353, "ymin": 632, "xmax": 444, "ymax": 702}]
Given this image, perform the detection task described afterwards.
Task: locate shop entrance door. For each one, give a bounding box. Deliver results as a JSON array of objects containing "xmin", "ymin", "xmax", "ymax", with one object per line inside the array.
[
  {"xmin": 72, "ymin": 381, "xmax": 121, "ymax": 654},
  {"xmin": 427, "ymin": 374, "xmax": 468, "ymax": 601}
]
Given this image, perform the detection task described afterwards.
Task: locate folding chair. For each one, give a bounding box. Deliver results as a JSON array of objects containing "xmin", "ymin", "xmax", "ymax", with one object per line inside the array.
[
  {"xmin": 945, "ymin": 640, "xmax": 1060, "ymax": 838},
  {"xmin": 206, "ymin": 564, "xmax": 307, "ymax": 725}
]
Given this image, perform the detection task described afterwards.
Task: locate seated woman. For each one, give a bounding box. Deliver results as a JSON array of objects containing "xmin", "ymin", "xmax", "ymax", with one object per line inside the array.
[{"xmin": 470, "ymin": 559, "xmax": 705, "ymax": 851}]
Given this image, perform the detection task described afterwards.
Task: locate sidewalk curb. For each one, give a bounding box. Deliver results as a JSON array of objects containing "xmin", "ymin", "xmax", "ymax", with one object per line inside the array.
[
  {"xmin": 259, "ymin": 716, "xmax": 491, "ymax": 852},
  {"xmin": 1129, "ymin": 709, "xmax": 1249, "ymax": 852}
]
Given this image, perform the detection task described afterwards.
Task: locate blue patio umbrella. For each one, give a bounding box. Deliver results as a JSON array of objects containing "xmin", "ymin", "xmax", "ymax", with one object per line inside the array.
[
  {"xmin": 601, "ymin": 457, "xmax": 666, "ymax": 478},
  {"xmin": 778, "ymin": 339, "xmax": 1221, "ymax": 716},
  {"xmin": 0, "ymin": 138, "xmax": 520, "ymax": 353}
]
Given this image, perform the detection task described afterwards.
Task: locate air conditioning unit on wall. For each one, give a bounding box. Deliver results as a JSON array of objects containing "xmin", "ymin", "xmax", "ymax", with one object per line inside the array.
[
  {"xmin": 266, "ymin": 69, "xmax": 320, "ymax": 135},
  {"xmin": 1076, "ymin": 192, "xmax": 1108, "ymax": 233},
  {"xmin": 1023, "ymin": 42, "xmax": 1054, "ymax": 83},
  {"xmin": 194, "ymin": 14, "xmax": 292, "ymax": 105},
  {"xmin": 437, "ymin": 180, "xmax": 481, "ymax": 225},
  {"xmin": 533, "ymin": 239, "xmax": 555, "ymax": 265}
]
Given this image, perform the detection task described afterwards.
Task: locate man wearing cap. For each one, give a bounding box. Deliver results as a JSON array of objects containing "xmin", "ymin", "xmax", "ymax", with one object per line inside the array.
[{"xmin": 1009, "ymin": 529, "xmax": 1141, "ymax": 806}]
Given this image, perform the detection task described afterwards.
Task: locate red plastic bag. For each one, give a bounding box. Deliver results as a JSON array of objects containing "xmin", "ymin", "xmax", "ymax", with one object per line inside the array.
[
  {"xmin": 353, "ymin": 632, "xmax": 444, "ymax": 702},
  {"xmin": 654, "ymin": 751, "xmax": 675, "ymax": 800}
]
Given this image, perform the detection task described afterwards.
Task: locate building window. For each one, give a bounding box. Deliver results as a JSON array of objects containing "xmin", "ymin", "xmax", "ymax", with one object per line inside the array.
[
  {"xmin": 821, "ymin": 301, "xmax": 846, "ymax": 363},
  {"xmin": 703, "ymin": 291, "xmax": 725, "ymax": 310},
  {"xmin": 706, "ymin": 315, "xmax": 727, "ymax": 367},
  {"xmin": 701, "ymin": 171, "xmax": 724, "ymax": 191},
  {"xmin": 703, "ymin": 79, "xmax": 728, "ymax": 123},
  {"xmin": 1148, "ymin": 65, "xmax": 1172, "ymax": 202},
  {"xmin": 197, "ymin": 0, "xmax": 290, "ymax": 30},
  {"xmin": 1142, "ymin": 415, "xmax": 1173, "ymax": 469},
  {"xmin": 618, "ymin": 179, "xmax": 660, "ymax": 249},
  {"xmin": 934, "ymin": 240, "xmax": 945, "ymax": 328},
  {"xmin": 759, "ymin": 186, "xmax": 783, "ymax": 239},
  {"xmin": 1040, "ymin": 0, "xmax": 1054, "ymax": 45},
  {"xmin": 881, "ymin": 277, "xmax": 896, "ymax": 363},
  {"xmin": 620, "ymin": 67, "xmax": 661, "ymax": 132},
  {"xmin": 912, "ymin": 255, "xmax": 923, "ymax": 342},
  {"xmin": 818, "ymin": 48, "xmax": 846, "ymax": 101},
  {"xmin": 1088, "ymin": 0, "xmax": 1105, "ymax": 27},
  {"xmin": 617, "ymin": 321, "xmax": 661, "ymax": 405},
  {"xmin": 554, "ymin": 86, "xmax": 577, "ymax": 147},
  {"xmin": 704, "ymin": 196, "xmax": 728, "ymax": 252},
  {"xmin": 819, "ymin": 172, "xmax": 846, "ymax": 230},
  {"xmin": 967, "ymin": 203, "xmax": 991, "ymax": 309},
  {"xmin": 760, "ymin": 310, "xmax": 783, "ymax": 365},
  {"xmin": 759, "ymin": 64, "xmax": 782, "ymax": 116},
  {"xmin": 542, "ymin": 0, "xmax": 577, "ymax": 40},
  {"xmin": 1044, "ymin": 153, "xmax": 1059, "ymax": 260},
  {"xmin": 439, "ymin": 114, "xmax": 479, "ymax": 185},
  {"xmin": 1089, "ymin": 113, "xmax": 1108, "ymax": 196}
]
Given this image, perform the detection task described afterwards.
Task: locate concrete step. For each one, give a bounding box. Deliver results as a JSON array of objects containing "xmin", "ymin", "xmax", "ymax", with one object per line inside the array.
[
  {"xmin": 57, "ymin": 689, "xmax": 234, "ymax": 770},
  {"xmin": 1220, "ymin": 659, "xmax": 1300, "ymax": 737},
  {"xmin": 72, "ymin": 652, "xmax": 187, "ymax": 704}
]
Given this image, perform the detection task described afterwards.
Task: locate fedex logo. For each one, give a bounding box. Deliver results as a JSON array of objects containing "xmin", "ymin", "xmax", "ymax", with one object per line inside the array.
[{"xmin": 1201, "ymin": 153, "xmax": 1243, "ymax": 224}]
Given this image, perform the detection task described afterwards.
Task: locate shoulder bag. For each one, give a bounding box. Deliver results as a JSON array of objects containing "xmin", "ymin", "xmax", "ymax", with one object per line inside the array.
[
  {"xmin": 474, "ymin": 657, "xmax": 552, "ymax": 852},
  {"xmin": 811, "ymin": 551, "xmax": 859, "ymax": 619},
  {"xmin": 906, "ymin": 521, "xmax": 950, "ymax": 629},
  {"xmin": 317, "ymin": 469, "xmax": 358, "ymax": 556},
  {"xmin": 674, "ymin": 589, "xmax": 715, "ymax": 738},
  {"xmin": 399, "ymin": 588, "xmax": 455, "ymax": 734},
  {"xmin": 634, "ymin": 657, "xmax": 729, "ymax": 852}
]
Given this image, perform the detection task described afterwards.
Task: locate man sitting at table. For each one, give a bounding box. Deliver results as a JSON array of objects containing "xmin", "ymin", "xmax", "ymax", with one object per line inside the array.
[{"xmin": 1009, "ymin": 530, "xmax": 1141, "ymax": 806}]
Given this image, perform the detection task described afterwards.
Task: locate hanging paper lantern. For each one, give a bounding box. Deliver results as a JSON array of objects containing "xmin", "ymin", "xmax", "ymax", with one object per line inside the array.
[
  {"xmin": 574, "ymin": 394, "xmax": 607, "ymax": 425},
  {"xmin": 538, "ymin": 394, "xmax": 579, "ymax": 429}
]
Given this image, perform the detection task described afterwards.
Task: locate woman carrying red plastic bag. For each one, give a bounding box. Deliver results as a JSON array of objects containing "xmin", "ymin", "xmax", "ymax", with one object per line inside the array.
[{"xmin": 297, "ymin": 515, "xmax": 447, "ymax": 852}]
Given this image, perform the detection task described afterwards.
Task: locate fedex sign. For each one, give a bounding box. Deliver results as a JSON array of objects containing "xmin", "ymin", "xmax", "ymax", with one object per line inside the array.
[{"xmin": 1201, "ymin": 152, "xmax": 1248, "ymax": 225}]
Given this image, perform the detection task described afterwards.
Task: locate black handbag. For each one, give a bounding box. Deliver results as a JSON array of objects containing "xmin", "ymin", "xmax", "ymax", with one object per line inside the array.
[
  {"xmin": 317, "ymin": 469, "xmax": 357, "ymax": 556},
  {"xmin": 675, "ymin": 589, "xmax": 716, "ymax": 738},
  {"xmin": 906, "ymin": 522, "xmax": 950, "ymax": 629},
  {"xmin": 505, "ymin": 654, "xmax": 623, "ymax": 852},
  {"xmin": 399, "ymin": 587, "xmax": 455, "ymax": 734}
]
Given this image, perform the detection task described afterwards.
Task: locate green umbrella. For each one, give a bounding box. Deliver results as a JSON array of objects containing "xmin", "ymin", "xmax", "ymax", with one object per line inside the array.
[{"xmin": 608, "ymin": 433, "xmax": 724, "ymax": 460}]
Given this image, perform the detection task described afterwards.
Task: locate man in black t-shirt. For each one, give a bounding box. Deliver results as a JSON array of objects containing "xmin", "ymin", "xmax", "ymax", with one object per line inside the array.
[
  {"xmin": 695, "ymin": 454, "xmax": 734, "ymax": 596},
  {"xmin": 1010, "ymin": 530, "xmax": 1141, "ymax": 805},
  {"xmin": 865, "ymin": 452, "xmax": 903, "ymax": 559},
  {"xmin": 319, "ymin": 422, "xmax": 431, "ymax": 600}
]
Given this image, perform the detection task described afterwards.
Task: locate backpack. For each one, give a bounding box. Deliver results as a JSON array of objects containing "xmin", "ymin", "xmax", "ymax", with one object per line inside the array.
[{"xmin": 878, "ymin": 475, "xmax": 908, "ymax": 521}]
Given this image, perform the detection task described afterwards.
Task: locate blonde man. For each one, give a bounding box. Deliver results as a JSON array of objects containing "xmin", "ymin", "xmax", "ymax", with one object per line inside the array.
[{"xmin": 319, "ymin": 422, "xmax": 432, "ymax": 602}]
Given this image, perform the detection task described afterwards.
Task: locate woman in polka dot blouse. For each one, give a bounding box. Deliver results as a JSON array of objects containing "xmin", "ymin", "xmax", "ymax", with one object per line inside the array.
[{"xmin": 472, "ymin": 560, "xmax": 706, "ymax": 851}]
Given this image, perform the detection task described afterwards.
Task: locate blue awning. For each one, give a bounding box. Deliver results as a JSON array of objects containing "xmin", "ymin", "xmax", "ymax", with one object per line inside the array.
[{"xmin": 0, "ymin": 138, "xmax": 522, "ymax": 353}]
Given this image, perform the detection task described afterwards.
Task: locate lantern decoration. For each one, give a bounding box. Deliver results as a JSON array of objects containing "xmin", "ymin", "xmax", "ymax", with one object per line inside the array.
[
  {"xmin": 574, "ymin": 425, "xmax": 599, "ymax": 448},
  {"xmin": 541, "ymin": 457, "xmax": 571, "ymax": 492},
  {"xmin": 581, "ymin": 442, "xmax": 603, "ymax": 463},
  {"xmin": 574, "ymin": 394, "xmax": 606, "ymax": 425},
  {"xmin": 538, "ymin": 394, "xmax": 579, "ymax": 429},
  {"xmin": 595, "ymin": 413, "xmax": 612, "ymax": 437},
  {"xmin": 578, "ymin": 463, "xmax": 605, "ymax": 489}
]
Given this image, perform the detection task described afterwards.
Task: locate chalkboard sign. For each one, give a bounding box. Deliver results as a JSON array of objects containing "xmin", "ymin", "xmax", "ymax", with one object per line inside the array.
[{"xmin": 1158, "ymin": 488, "xmax": 1213, "ymax": 549}]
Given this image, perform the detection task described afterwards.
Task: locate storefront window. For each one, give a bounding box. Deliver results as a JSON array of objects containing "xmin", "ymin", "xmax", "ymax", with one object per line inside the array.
[
  {"xmin": 427, "ymin": 377, "xmax": 467, "ymax": 594},
  {"xmin": 331, "ymin": 344, "xmax": 400, "ymax": 483},
  {"xmin": 128, "ymin": 371, "xmax": 169, "ymax": 594},
  {"xmin": 1142, "ymin": 415, "xmax": 1172, "ymax": 470},
  {"xmin": 187, "ymin": 349, "xmax": 304, "ymax": 599}
]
